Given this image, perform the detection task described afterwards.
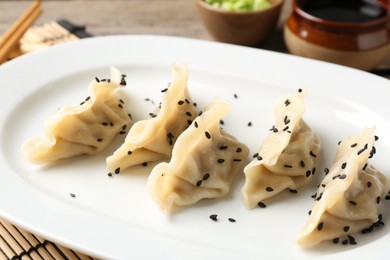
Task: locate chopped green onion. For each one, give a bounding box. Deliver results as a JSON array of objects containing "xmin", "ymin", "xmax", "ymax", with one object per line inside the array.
[{"xmin": 204, "ymin": 0, "xmax": 272, "ymax": 11}]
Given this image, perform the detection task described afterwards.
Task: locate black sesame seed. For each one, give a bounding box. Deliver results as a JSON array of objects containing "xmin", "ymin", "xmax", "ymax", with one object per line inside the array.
[
  {"xmin": 119, "ymin": 131, "xmax": 126, "ymax": 135},
  {"xmin": 95, "ymin": 77, "xmax": 100, "ymax": 83},
  {"xmin": 376, "ymin": 196, "xmax": 381, "ymax": 204},
  {"xmin": 344, "ymin": 226, "xmax": 350, "ymax": 232},
  {"xmin": 367, "ymin": 181, "xmax": 372, "ymax": 188},
  {"xmin": 186, "ymin": 111, "xmax": 192, "ymax": 117},
  {"xmin": 385, "ymin": 195, "xmax": 390, "ymax": 200},
  {"xmin": 257, "ymin": 156, "xmax": 263, "ymax": 161},
  {"xmin": 333, "ymin": 238, "xmax": 339, "ymax": 244},
  {"xmin": 187, "ymin": 120, "xmax": 192, "ymax": 125},
  {"xmin": 284, "ymin": 164, "xmax": 293, "ymax": 168},
  {"xmin": 348, "ymin": 235, "xmax": 357, "ymax": 245},
  {"xmin": 375, "ymin": 135, "xmax": 379, "ymax": 141},
  {"xmin": 309, "ymin": 151, "xmax": 317, "ymax": 158},
  {"xmin": 342, "ymin": 239, "xmax": 348, "ymax": 245},
  {"xmin": 308, "ymin": 210, "xmax": 312, "ymax": 215},
  {"xmin": 107, "ymin": 172, "xmax": 112, "ymax": 177},
  {"xmin": 196, "ymin": 180, "xmax": 202, "ymax": 187},
  {"xmin": 270, "ymin": 125, "xmax": 278, "ymax": 132},
  {"xmin": 97, "ymin": 138, "xmax": 103, "ymax": 142},
  {"xmin": 339, "ymin": 174, "xmax": 347, "ymax": 179},
  {"xmin": 233, "ymin": 159, "xmax": 242, "ymax": 162},
  {"xmin": 142, "ymin": 162, "xmax": 148, "ymax": 167},
  {"xmin": 300, "ymin": 160, "xmax": 305, "ymax": 167},
  {"xmin": 120, "ymin": 75, "xmax": 127, "ymax": 86},
  {"xmin": 315, "ymin": 193, "xmax": 323, "ymax": 201},
  {"xmin": 178, "ymin": 100, "xmax": 185, "ymax": 105},
  {"xmin": 102, "ymin": 122, "xmax": 108, "ymax": 126},
  {"xmin": 119, "ymin": 99, "xmax": 124, "ymax": 104},
  {"xmin": 349, "ymin": 200, "xmax": 357, "ymax": 206},
  {"xmin": 185, "ymin": 99, "xmax": 190, "ymax": 104},
  {"xmin": 258, "ymin": 202, "xmax": 266, "ymax": 208},
  {"xmin": 203, "ymin": 173, "xmax": 210, "ymax": 180},
  {"xmin": 252, "ymin": 152, "xmax": 259, "ymax": 158},
  {"xmin": 283, "ymin": 126, "xmax": 289, "ymax": 132},
  {"xmin": 248, "ymin": 122, "xmax": 252, "ymax": 127},
  {"xmin": 218, "ymin": 159, "xmax": 225, "ymax": 164},
  {"xmin": 306, "ymin": 170, "xmax": 311, "ymax": 177},
  {"xmin": 357, "ymin": 144, "xmax": 368, "ymax": 155},
  {"xmin": 80, "ymin": 101, "xmax": 85, "ymax": 105},
  {"xmin": 205, "ymin": 131, "xmax": 211, "ymax": 139},
  {"xmin": 324, "ymin": 168, "xmax": 329, "ymax": 175},
  {"xmin": 194, "ymin": 121, "xmax": 198, "ymax": 128},
  {"xmin": 115, "ymin": 167, "xmax": 120, "ymax": 174},
  {"xmin": 341, "ymin": 162, "xmax": 347, "ymax": 169},
  {"xmin": 70, "ymin": 193, "xmax": 76, "ymax": 198},
  {"xmin": 284, "ymin": 99, "xmax": 291, "ymax": 106},
  {"xmin": 220, "ymin": 145, "xmax": 228, "ymax": 150},
  {"xmin": 289, "ymin": 189, "xmax": 298, "ymax": 194},
  {"xmin": 351, "ymin": 143, "xmax": 358, "ymax": 148},
  {"xmin": 234, "ymin": 93, "xmax": 238, "ymax": 99},
  {"xmin": 317, "ymin": 222, "xmax": 324, "ymax": 231},
  {"xmin": 219, "ymin": 119, "xmax": 224, "ymax": 125},
  {"xmin": 266, "ymin": 187, "xmax": 274, "ymax": 192},
  {"xmin": 298, "ymin": 88, "xmax": 302, "ymax": 93},
  {"xmin": 228, "ymin": 218, "xmax": 236, "ymax": 223},
  {"xmin": 312, "ymin": 168, "xmax": 316, "ymax": 175},
  {"xmin": 236, "ymin": 147, "xmax": 242, "ymax": 153},
  {"xmin": 210, "ymin": 214, "xmax": 218, "ymax": 221},
  {"xmin": 161, "ymin": 88, "xmax": 168, "ymax": 93},
  {"xmin": 118, "ymin": 104, "xmax": 123, "ymax": 109},
  {"xmin": 127, "ymin": 151, "xmax": 132, "ymax": 155}
]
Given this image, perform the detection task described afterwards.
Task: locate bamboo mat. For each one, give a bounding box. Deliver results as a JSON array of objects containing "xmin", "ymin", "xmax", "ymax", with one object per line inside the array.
[{"xmin": 0, "ymin": 218, "xmax": 94, "ymax": 260}]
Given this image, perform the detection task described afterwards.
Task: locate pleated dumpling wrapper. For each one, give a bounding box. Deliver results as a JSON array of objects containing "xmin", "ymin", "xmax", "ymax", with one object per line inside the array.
[
  {"xmin": 22, "ymin": 67, "xmax": 131, "ymax": 164},
  {"xmin": 241, "ymin": 89, "xmax": 321, "ymax": 209},
  {"xmin": 106, "ymin": 64, "xmax": 198, "ymax": 175},
  {"xmin": 297, "ymin": 127, "xmax": 389, "ymax": 247},
  {"xmin": 148, "ymin": 99, "xmax": 250, "ymax": 213}
]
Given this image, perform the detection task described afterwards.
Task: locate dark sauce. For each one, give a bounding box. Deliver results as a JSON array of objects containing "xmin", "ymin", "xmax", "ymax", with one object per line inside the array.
[{"xmin": 301, "ymin": 0, "xmax": 387, "ymax": 23}]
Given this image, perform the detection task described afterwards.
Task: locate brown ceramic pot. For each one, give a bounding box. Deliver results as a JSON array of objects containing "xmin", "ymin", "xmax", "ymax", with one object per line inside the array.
[
  {"xmin": 197, "ymin": 0, "xmax": 284, "ymax": 46},
  {"xmin": 284, "ymin": 0, "xmax": 390, "ymax": 70}
]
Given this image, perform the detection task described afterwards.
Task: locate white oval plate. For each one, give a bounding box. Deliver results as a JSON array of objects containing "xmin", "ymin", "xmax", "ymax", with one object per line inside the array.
[{"xmin": 0, "ymin": 35, "xmax": 389, "ymax": 259}]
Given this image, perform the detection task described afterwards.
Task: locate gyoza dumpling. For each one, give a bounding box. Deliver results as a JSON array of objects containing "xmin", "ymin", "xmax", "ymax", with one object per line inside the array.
[
  {"xmin": 22, "ymin": 67, "xmax": 131, "ymax": 164},
  {"xmin": 148, "ymin": 99, "xmax": 249, "ymax": 213},
  {"xmin": 297, "ymin": 127, "xmax": 389, "ymax": 247},
  {"xmin": 241, "ymin": 89, "xmax": 321, "ymax": 209},
  {"xmin": 106, "ymin": 64, "xmax": 198, "ymax": 174}
]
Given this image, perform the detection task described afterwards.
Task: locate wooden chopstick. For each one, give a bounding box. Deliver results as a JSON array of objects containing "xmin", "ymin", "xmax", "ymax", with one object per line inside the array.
[{"xmin": 0, "ymin": 0, "xmax": 42, "ymax": 64}]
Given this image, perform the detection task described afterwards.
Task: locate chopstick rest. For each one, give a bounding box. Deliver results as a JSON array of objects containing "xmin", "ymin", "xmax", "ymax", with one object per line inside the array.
[{"xmin": 19, "ymin": 19, "xmax": 93, "ymax": 54}]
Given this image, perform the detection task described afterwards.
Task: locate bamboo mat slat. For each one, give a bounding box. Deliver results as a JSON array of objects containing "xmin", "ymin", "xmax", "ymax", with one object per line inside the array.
[{"xmin": 0, "ymin": 219, "xmax": 95, "ymax": 260}]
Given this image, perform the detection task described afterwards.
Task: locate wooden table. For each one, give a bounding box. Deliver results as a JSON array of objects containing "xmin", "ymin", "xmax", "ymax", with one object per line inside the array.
[{"xmin": 0, "ymin": 1, "xmax": 389, "ymax": 259}]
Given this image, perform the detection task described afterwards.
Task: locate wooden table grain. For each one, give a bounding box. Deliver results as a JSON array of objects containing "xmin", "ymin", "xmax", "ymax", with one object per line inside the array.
[{"xmin": 0, "ymin": 0, "xmax": 389, "ymax": 259}]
